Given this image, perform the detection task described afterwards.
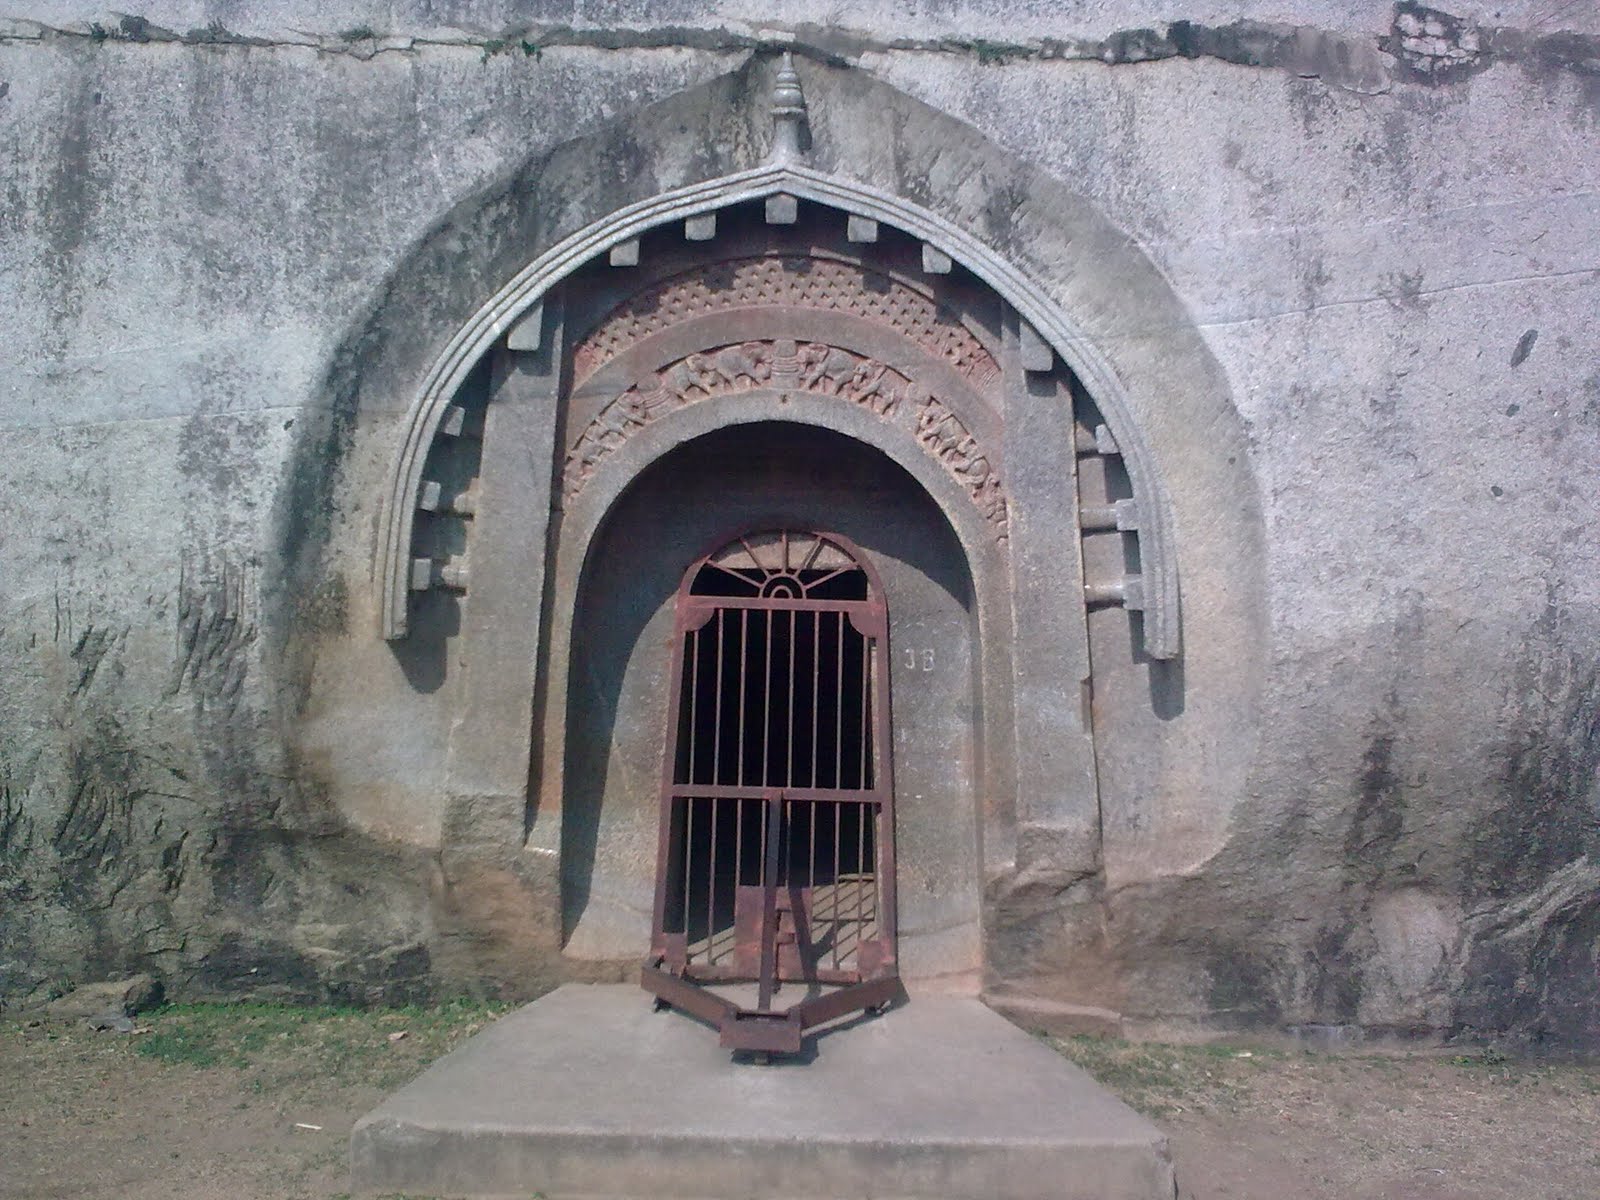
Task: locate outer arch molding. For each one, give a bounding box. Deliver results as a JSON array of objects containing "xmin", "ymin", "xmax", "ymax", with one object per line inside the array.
[
  {"xmin": 377, "ymin": 61, "xmax": 1203, "ymax": 662},
  {"xmin": 377, "ymin": 88, "xmax": 1183, "ymax": 659}
]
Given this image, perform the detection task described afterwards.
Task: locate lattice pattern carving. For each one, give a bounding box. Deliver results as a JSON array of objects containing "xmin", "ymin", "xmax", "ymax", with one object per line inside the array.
[
  {"xmin": 572, "ymin": 256, "xmax": 998, "ymax": 389},
  {"xmin": 563, "ymin": 339, "xmax": 1009, "ymax": 542}
]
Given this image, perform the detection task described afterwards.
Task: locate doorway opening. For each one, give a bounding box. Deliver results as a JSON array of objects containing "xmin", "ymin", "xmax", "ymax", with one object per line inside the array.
[{"xmin": 643, "ymin": 528, "xmax": 900, "ymax": 1053}]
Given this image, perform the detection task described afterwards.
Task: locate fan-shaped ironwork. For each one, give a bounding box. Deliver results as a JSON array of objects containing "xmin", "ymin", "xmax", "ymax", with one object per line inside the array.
[{"xmin": 690, "ymin": 529, "xmax": 871, "ymax": 602}]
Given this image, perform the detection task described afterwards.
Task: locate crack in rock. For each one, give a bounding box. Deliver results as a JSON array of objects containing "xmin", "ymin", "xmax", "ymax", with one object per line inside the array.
[{"xmin": 0, "ymin": 8, "xmax": 1595, "ymax": 96}]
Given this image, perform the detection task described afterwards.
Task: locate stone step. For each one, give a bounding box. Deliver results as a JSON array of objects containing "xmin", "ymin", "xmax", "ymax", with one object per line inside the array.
[{"xmin": 350, "ymin": 983, "xmax": 1177, "ymax": 1200}]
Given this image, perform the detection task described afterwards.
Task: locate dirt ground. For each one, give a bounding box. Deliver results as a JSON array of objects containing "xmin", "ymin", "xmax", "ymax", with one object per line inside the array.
[
  {"xmin": 1053, "ymin": 1035, "xmax": 1600, "ymax": 1200},
  {"xmin": 3, "ymin": 1001, "xmax": 1597, "ymax": 1200}
]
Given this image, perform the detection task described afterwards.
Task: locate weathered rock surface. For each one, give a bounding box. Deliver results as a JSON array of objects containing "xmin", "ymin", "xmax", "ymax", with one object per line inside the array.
[
  {"xmin": 0, "ymin": 2, "xmax": 1596, "ymax": 1049},
  {"xmin": 42, "ymin": 975, "xmax": 162, "ymax": 1020}
]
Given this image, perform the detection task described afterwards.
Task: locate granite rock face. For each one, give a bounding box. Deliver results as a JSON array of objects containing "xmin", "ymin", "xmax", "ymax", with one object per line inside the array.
[{"xmin": 1, "ymin": 3, "xmax": 1596, "ymax": 1050}]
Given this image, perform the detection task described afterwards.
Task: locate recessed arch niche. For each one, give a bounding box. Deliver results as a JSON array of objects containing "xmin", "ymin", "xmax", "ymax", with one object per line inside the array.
[{"xmin": 563, "ymin": 421, "xmax": 984, "ymax": 981}]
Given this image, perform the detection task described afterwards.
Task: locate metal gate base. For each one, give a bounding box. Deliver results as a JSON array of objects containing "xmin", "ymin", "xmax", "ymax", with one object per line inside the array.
[{"xmin": 642, "ymin": 959, "xmax": 901, "ymax": 1054}]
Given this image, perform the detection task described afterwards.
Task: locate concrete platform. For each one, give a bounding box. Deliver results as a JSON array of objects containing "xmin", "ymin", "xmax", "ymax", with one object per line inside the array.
[{"xmin": 350, "ymin": 983, "xmax": 1177, "ymax": 1200}]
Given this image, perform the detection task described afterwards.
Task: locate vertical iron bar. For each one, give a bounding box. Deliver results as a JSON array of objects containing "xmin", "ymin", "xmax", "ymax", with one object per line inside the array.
[
  {"xmin": 707, "ymin": 796, "xmax": 717, "ymax": 963},
  {"xmin": 834, "ymin": 612, "xmax": 844, "ymax": 789},
  {"xmin": 758, "ymin": 791, "xmax": 783, "ymax": 1011},
  {"xmin": 687, "ymin": 627, "xmax": 699, "ymax": 784},
  {"xmin": 871, "ymin": 632, "xmax": 897, "ymax": 971},
  {"xmin": 762, "ymin": 610, "xmax": 773, "ymax": 787},
  {"xmin": 808, "ymin": 800, "xmax": 817, "ymax": 899},
  {"xmin": 810, "ymin": 609, "xmax": 821, "ymax": 789},
  {"xmin": 856, "ymin": 796, "xmax": 867, "ymax": 965},
  {"xmin": 832, "ymin": 797, "xmax": 842, "ymax": 971},
  {"xmin": 859, "ymin": 624, "xmax": 869, "ymax": 790},
  {"xmin": 713, "ymin": 610, "xmax": 724, "ymax": 786},
  {"xmin": 786, "ymin": 608, "xmax": 796, "ymax": 787},
  {"xmin": 735, "ymin": 794, "xmax": 744, "ymax": 889},
  {"xmin": 683, "ymin": 797, "xmax": 695, "ymax": 959},
  {"xmin": 737, "ymin": 610, "xmax": 749, "ymax": 787}
]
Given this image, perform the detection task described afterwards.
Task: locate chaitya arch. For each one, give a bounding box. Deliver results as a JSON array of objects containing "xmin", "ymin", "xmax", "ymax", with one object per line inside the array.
[
  {"xmin": 377, "ymin": 53, "xmax": 1179, "ymax": 661},
  {"xmin": 346, "ymin": 49, "xmax": 1265, "ymax": 1022}
]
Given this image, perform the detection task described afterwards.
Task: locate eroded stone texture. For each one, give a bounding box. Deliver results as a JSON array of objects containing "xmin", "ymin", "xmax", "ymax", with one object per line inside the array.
[{"xmin": 1, "ymin": 4, "xmax": 1597, "ymax": 1051}]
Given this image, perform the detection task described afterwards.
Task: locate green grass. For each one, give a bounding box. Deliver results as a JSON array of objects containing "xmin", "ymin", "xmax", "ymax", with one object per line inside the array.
[
  {"xmin": 942, "ymin": 37, "xmax": 1035, "ymax": 66},
  {"xmin": 1446, "ymin": 1047, "xmax": 1600, "ymax": 1095},
  {"xmin": 135, "ymin": 997, "xmax": 511, "ymax": 1090}
]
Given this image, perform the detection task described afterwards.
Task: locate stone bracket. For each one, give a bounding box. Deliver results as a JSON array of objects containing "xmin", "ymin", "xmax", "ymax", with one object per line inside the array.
[
  {"xmin": 505, "ymin": 302, "xmax": 544, "ymax": 352},
  {"xmin": 1078, "ymin": 499, "xmax": 1140, "ymax": 532},
  {"xmin": 411, "ymin": 555, "xmax": 470, "ymax": 593},
  {"xmin": 1083, "ymin": 576, "xmax": 1145, "ymax": 611}
]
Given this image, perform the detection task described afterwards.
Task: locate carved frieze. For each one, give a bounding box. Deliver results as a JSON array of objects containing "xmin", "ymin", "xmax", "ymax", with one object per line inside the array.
[
  {"xmin": 572, "ymin": 256, "xmax": 999, "ymax": 391},
  {"xmin": 914, "ymin": 397, "xmax": 1007, "ymax": 529},
  {"xmin": 563, "ymin": 339, "xmax": 1009, "ymax": 542}
]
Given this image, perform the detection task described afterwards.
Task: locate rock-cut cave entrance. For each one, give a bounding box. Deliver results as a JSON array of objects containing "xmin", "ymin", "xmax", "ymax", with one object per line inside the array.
[{"xmin": 562, "ymin": 420, "xmax": 981, "ymax": 1055}]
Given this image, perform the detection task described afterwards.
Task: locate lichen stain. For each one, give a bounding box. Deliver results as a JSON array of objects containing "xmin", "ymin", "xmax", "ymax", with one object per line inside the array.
[
  {"xmin": 1346, "ymin": 731, "xmax": 1407, "ymax": 866},
  {"xmin": 1450, "ymin": 602, "xmax": 1600, "ymax": 1048},
  {"xmin": 1204, "ymin": 946, "xmax": 1285, "ymax": 1027},
  {"xmin": 36, "ymin": 59, "xmax": 105, "ymax": 360},
  {"xmin": 1467, "ymin": 656, "xmax": 1597, "ymax": 902}
]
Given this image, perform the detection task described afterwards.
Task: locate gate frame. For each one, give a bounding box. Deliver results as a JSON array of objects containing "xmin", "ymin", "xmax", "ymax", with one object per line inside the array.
[{"xmin": 642, "ymin": 525, "xmax": 902, "ymax": 1054}]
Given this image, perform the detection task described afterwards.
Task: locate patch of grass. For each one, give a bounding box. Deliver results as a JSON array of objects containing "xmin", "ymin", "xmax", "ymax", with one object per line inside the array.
[
  {"xmin": 1056, "ymin": 1032, "xmax": 1600, "ymax": 1123},
  {"xmin": 944, "ymin": 38, "xmax": 1034, "ymax": 66},
  {"xmin": 1450, "ymin": 1044, "xmax": 1512, "ymax": 1068},
  {"xmin": 1050, "ymin": 1035, "xmax": 1281, "ymax": 1118},
  {"xmin": 1444, "ymin": 1046, "xmax": 1600, "ymax": 1098},
  {"xmin": 138, "ymin": 1021, "xmax": 223, "ymax": 1067},
  {"xmin": 480, "ymin": 37, "xmax": 543, "ymax": 62},
  {"xmin": 134, "ymin": 997, "xmax": 512, "ymax": 1091}
]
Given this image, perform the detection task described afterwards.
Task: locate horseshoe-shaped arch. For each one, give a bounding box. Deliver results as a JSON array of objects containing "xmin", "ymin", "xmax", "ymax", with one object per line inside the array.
[{"xmin": 375, "ymin": 157, "xmax": 1182, "ymax": 659}]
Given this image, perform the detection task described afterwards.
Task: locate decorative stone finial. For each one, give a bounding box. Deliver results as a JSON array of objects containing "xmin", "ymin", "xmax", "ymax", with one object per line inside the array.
[{"xmin": 768, "ymin": 50, "xmax": 808, "ymax": 162}]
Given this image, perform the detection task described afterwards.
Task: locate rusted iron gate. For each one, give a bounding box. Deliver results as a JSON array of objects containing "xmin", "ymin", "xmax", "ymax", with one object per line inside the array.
[{"xmin": 642, "ymin": 528, "xmax": 899, "ymax": 1054}]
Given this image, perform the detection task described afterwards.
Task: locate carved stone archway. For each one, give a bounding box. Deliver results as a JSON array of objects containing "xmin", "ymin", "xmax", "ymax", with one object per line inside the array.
[
  {"xmin": 378, "ymin": 54, "xmax": 1178, "ymax": 662},
  {"xmin": 543, "ymin": 197, "xmax": 1031, "ymax": 988},
  {"xmin": 351, "ymin": 51, "xmax": 1265, "ymax": 1012}
]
